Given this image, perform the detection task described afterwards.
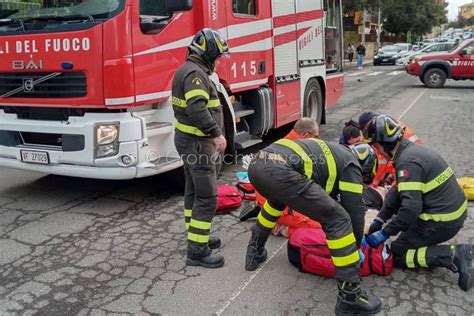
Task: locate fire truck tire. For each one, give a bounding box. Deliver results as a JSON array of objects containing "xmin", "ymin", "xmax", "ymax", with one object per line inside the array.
[
  {"xmin": 303, "ymin": 79, "xmax": 323, "ymax": 124},
  {"xmin": 423, "ymin": 68, "xmax": 447, "ymax": 88}
]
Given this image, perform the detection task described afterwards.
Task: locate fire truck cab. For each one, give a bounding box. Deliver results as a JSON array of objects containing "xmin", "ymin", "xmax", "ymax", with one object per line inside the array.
[{"xmin": 0, "ymin": 0, "xmax": 344, "ymax": 180}]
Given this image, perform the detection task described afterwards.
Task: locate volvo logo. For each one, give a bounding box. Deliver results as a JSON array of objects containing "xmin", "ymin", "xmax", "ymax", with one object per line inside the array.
[
  {"xmin": 12, "ymin": 59, "xmax": 44, "ymax": 70},
  {"xmin": 23, "ymin": 79, "xmax": 35, "ymax": 92}
]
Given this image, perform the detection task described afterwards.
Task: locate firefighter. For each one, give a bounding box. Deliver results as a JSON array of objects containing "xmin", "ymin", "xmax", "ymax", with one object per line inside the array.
[
  {"xmin": 365, "ymin": 115, "xmax": 472, "ymax": 292},
  {"xmin": 245, "ymin": 140, "xmax": 382, "ymax": 315},
  {"xmin": 239, "ymin": 117, "xmax": 319, "ymax": 222},
  {"xmin": 172, "ymin": 28, "xmax": 229, "ymax": 269}
]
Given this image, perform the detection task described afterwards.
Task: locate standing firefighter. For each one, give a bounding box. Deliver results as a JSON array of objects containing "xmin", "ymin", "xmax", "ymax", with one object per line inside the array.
[
  {"xmin": 172, "ymin": 29, "xmax": 229, "ymax": 269},
  {"xmin": 365, "ymin": 115, "xmax": 472, "ymax": 291},
  {"xmin": 245, "ymin": 140, "xmax": 382, "ymax": 315}
]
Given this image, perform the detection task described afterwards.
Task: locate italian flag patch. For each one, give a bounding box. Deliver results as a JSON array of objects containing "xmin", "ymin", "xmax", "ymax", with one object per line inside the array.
[{"xmin": 398, "ymin": 170, "xmax": 409, "ymax": 178}]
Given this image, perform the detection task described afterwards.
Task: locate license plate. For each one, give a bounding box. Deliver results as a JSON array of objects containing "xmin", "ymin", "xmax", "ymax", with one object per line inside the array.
[
  {"xmin": 20, "ymin": 150, "xmax": 49, "ymax": 165},
  {"xmin": 383, "ymin": 59, "xmax": 388, "ymax": 62}
]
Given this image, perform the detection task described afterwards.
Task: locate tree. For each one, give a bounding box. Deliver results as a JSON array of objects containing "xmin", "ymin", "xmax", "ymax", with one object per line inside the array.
[{"xmin": 381, "ymin": 0, "xmax": 447, "ymax": 38}]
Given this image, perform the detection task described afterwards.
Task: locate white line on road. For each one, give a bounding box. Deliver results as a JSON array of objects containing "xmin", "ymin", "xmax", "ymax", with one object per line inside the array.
[
  {"xmin": 215, "ymin": 240, "xmax": 287, "ymax": 316},
  {"xmin": 398, "ymin": 90, "xmax": 427, "ymax": 120},
  {"xmin": 367, "ymin": 71, "xmax": 384, "ymax": 76},
  {"xmin": 346, "ymin": 71, "xmax": 370, "ymax": 77},
  {"xmin": 387, "ymin": 71, "xmax": 403, "ymax": 76}
]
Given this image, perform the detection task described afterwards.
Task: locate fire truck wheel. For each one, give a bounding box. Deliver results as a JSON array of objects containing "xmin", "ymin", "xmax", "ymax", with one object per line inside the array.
[
  {"xmin": 423, "ymin": 68, "xmax": 447, "ymax": 88},
  {"xmin": 303, "ymin": 79, "xmax": 323, "ymax": 124}
]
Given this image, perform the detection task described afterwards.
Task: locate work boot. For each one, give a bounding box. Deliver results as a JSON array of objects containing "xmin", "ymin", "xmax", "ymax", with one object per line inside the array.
[
  {"xmin": 451, "ymin": 244, "xmax": 473, "ymax": 291},
  {"xmin": 208, "ymin": 235, "xmax": 221, "ymax": 250},
  {"xmin": 245, "ymin": 231, "xmax": 268, "ymax": 271},
  {"xmin": 186, "ymin": 244, "xmax": 224, "ymax": 269},
  {"xmin": 335, "ymin": 281, "xmax": 382, "ymax": 315}
]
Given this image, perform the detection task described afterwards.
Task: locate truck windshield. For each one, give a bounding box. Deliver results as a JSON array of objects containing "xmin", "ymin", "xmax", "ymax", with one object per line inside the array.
[{"xmin": 1, "ymin": 0, "xmax": 124, "ymax": 20}]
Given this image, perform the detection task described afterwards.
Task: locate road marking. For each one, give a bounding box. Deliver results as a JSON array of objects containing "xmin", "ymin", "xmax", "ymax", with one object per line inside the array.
[
  {"xmin": 387, "ymin": 71, "xmax": 403, "ymax": 76},
  {"xmin": 398, "ymin": 90, "xmax": 427, "ymax": 120},
  {"xmin": 346, "ymin": 71, "xmax": 370, "ymax": 77},
  {"xmin": 215, "ymin": 240, "xmax": 287, "ymax": 316},
  {"xmin": 367, "ymin": 71, "xmax": 384, "ymax": 76}
]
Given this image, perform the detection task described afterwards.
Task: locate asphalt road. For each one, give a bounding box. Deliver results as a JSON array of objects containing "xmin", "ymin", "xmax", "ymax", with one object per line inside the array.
[{"xmin": 0, "ymin": 65, "xmax": 473, "ymax": 315}]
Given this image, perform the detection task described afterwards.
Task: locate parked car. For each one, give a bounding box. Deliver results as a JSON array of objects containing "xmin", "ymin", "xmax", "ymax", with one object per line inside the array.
[
  {"xmin": 374, "ymin": 45, "xmax": 410, "ymax": 66},
  {"xmin": 406, "ymin": 39, "xmax": 474, "ymax": 88},
  {"xmin": 463, "ymin": 31, "xmax": 473, "ymax": 40},
  {"xmin": 396, "ymin": 42, "xmax": 457, "ymax": 66}
]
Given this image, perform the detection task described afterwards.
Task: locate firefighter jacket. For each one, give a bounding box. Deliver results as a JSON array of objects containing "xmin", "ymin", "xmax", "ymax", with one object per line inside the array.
[
  {"xmin": 379, "ymin": 139, "xmax": 468, "ymax": 236},
  {"xmin": 171, "ymin": 55, "xmax": 224, "ymax": 138},
  {"xmin": 262, "ymin": 139, "xmax": 366, "ymax": 245}
]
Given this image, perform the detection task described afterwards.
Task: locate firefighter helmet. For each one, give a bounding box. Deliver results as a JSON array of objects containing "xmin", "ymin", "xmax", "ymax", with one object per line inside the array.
[
  {"xmin": 364, "ymin": 114, "xmax": 403, "ymax": 144},
  {"xmin": 189, "ymin": 28, "xmax": 229, "ymax": 66},
  {"xmin": 350, "ymin": 142, "xmax": 377, "ymax": 184}
]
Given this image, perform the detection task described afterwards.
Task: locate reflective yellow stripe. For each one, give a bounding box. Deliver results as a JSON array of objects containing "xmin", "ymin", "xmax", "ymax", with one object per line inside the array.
[
  {"xmin": 331, "ymin": 250, "xmax": 360, "ymax": 267},
  {"xmin": 185, "ymin": 223, "xmax": 190, "ymax": 230},
  {"xmin": 188, "ymin": 232, "xmax": 209, "ymax": 243},
  {"xmin": 263, "ymin": 202, "xmax": 284, "ymax": 218},
  {"xmin": 398, "ymin": 167, "xmax": 454, "ymax": 193},
  {"xmin": 406, "ymin": 249, "xmax": 416, "ymax": 268},
  {"xmin": 185, "ymin": 89, "xmax": 209, "ymax": 101},
  {"xmin": 424, "ymin": 167, "xmax": 454, "ymax": 193},
  {"xmin": 184, "ymin": 209, "xmax": 192, "ymax": 217},
  {"xmin": 419, "ymin": 199, "xmax": 468, "ymax": 222},
  {"xmin": 189, "ymin": 219, "xmax": 212, "ymax": 230},
  {"xmin": 398, "ymin": 182, "xmax": 424, "ymax": 192},
  {"xmin": 175, "ymin": 122, "xmax": 207, "ymax": 137},
  {"xmin": 417, "ymin": 247, "xmax": 428, "ymax": 268},
  {"xmin": 172, "ymin": 97, "xmax": 187, "ymax": 108},
  {"xmin": 327, "ymin": 233, "xmax": 356, "ymax": 250},
  {"xmin": 257, "ymin": 212, "xmax": 277, "ymax": 229},
  {"xmin": 207, "ymin": 99, "xmax": 221, "ymax": 108},
  {"xmin": 339, "ymin": 181, "xmax": 364, "ymax": 194},
  {"xmin": 311, "ymin": 139, "xmax": 337, "ymax": 194},
  {"xmin": 276, "ymin": 139, "xmax": 313, "ymax": 179}
]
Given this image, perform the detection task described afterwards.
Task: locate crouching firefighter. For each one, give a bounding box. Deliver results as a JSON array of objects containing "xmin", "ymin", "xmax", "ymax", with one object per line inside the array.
[
  {"xmin": 172, "ymin": 28, "xmax": 230, "ymax": 268},
  {"xmin": 245, "ymin": 140, "xmax": 382, "ymax": 315},
  {"xmin": 365, "ymin": 115, "xmax": 472, "ymax": 291}
]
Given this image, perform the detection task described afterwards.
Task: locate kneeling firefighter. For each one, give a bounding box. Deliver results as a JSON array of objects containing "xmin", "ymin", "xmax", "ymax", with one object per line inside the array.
[
  {"xmin": 245, "ymin": 140, "xmax": 382, "ymax": 315},
  {"xmin": 365, "ymin": 115, "xmax": 472, "ymax": 292}
]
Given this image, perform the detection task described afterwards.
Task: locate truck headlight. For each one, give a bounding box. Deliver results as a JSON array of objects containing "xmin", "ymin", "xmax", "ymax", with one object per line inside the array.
[
  {"xmin": 95, "ymin": 123, "xmax": 119, "ymax": 158},
  {"xmin": 96, "ymin": 124, "xmax": 119, "ymax": 145}
]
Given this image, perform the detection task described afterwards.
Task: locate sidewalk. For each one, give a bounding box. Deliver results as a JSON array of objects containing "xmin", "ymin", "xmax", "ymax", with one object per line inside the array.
[{"xmin": 344, "ymin": 58, "xmax": 373, "ymax": 71}]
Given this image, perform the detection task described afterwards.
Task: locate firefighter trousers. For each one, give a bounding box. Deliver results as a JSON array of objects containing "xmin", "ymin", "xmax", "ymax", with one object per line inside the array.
[
  {"xmin": 384, "ymin": 188, "xmax": 466, "ymax": 269},
  {"xmin": 391, "ymin": 220, "xmax": 464, "ymax": 269},
  {"xmin": 248, "ymin": 157, "xmax": 361, "ymax": 283},
  {"xmin": 174, "ymin": 132, "xmax": 219, "ymax": 251}
]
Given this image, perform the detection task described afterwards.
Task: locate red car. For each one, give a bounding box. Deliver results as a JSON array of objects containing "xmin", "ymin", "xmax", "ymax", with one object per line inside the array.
[{"xmin": 406, "ymin": 39, "xmax": 474, "ymax": 88}]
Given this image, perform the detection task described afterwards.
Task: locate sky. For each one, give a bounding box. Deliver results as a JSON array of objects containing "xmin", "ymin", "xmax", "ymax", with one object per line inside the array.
[{"xmin": 447, "ymin": 0, "xmax": 472, "ymax": 21}]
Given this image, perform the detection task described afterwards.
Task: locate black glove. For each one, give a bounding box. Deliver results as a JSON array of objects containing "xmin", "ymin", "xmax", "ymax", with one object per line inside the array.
[{"xmin": 368, "ymin": 218, "xmax": 384, "ymax": 235}]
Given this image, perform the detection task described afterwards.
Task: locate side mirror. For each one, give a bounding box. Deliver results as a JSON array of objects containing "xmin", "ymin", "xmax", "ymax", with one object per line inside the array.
[
  {"xmin": 166, "ymin": 0, "xmax": 193, "ymax": 14},
  {"xmin": 459, "ymin": 49, "xmax": 468, "ymax": 56}
]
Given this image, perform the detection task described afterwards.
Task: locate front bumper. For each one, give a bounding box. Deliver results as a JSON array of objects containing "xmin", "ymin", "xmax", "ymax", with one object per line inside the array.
[
  {"xmin": 0, "ymin": 109, "xmax": 182, "ymax": 179},
  {"xmin": 406, "ymin": 63, "xmax": 421, "ymax": 76}
]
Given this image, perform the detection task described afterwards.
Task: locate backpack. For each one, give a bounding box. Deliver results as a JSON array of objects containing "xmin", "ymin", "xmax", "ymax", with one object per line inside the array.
[
  {"xmin": 216, "ymin": 184, "xmax": 242, "ymax": 214},
  {"xmin": 287, "ymin": 228, "xmax": 393, "ymax": 278}
]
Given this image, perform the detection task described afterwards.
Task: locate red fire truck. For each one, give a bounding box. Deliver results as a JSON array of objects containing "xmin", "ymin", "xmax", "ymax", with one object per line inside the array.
[{"xmin": 0, "ymin": 0, "xmax": 344, "ymax": 180}]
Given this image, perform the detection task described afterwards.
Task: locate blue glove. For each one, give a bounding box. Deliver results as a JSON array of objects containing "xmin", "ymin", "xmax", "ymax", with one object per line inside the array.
[
  {"xmin": 367, "ymin": 230, "xmax": 388, "ymax": 248},
  {"xmin": 359, "ymin": 249, "xmax": 365, "ymax": 263},
  {"xmin": 368, "ymin": 218, "xmax": 384, "ymax": 235}
]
